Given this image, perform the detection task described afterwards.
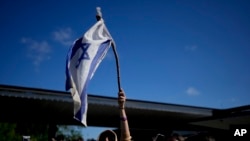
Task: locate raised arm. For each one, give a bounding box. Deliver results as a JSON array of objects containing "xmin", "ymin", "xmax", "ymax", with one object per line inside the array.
[{"xmin": 118, "ymin": 89, "xmax": 132, "ymax": 141}]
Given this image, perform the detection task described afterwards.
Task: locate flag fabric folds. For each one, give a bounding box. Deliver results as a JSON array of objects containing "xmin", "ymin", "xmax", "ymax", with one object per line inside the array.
[{"xmin": 65, "ymin": 19, "xmax": 113, "ymax": 126}]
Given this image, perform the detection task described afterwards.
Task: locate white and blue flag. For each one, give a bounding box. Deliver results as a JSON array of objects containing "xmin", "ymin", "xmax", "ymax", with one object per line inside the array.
[{"xmin": 65, "ymin": 19, "xmax": 113, "ymax": 126}]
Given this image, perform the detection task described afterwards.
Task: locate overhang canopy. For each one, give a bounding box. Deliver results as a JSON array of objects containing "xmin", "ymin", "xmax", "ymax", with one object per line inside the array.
[{"xmin": 0, "ymin": 84, "xmax": 249, "ymax": 131}]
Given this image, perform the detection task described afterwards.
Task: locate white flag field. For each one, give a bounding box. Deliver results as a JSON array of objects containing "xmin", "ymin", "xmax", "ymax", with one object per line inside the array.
[{"xmin": 65, "ymin": 19, "xmax": 113, "ymax": 126}]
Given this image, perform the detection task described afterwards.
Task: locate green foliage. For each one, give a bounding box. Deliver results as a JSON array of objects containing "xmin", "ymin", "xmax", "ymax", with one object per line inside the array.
[
  {"xmin": 0, "ymin": 123, "xmax": 21, "ymax": 141},
  {"xmin": 57, "ymin": 125, "xmax": 84, "ymax": 140},
  {"xmin": 0, "ymin": 122, "xmax": 48, "ymax": 141},
  {"xmin": 0, "ymin": 123, "xmax": 84, "ymax": 141},
  {"xmin": 16, "ymin": 123, "xmax": 49, "ymax": 141}
]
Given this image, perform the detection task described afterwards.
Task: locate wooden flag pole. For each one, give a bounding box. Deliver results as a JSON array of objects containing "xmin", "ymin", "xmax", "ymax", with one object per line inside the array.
[
  {"xmin": 96, "ymin": 7, "xmax": 122, "ymax": 92},
  {"xmin": 96, "ymin": 9, "xmax": 132, "ymax": 141}
]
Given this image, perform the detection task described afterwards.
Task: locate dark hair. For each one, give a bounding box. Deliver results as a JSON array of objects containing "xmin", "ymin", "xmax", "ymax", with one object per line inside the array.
[
  {"xmin": 78, "ymin": 137, "xmax": 84, "ymax": 141},
  {"xmin": 185, "ymin": 132, "xmax": 215, "ymax": 141},
  {"xmin": 56, "ymin": 134, "xmax": 65, "ymax": 141},
  {"xmin": 97, "ymin": 130, "xmax": 117, "ymax": 141}
]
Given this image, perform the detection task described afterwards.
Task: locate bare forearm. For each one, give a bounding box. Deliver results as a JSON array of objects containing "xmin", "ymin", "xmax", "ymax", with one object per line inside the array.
[
  {"xmin": 120, "ymin": 109, "xmax": 131, "ymax": 141},
  {"xmin": 118, "ymin": 89, "xmax": 131, "ymax": 141}
]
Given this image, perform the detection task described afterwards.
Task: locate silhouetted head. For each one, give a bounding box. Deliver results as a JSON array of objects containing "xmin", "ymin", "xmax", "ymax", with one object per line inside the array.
[
  {"xmin": 185, "ymin": 132, "xmax": 215, "ymax": 141},
  {"xmin": 97, "ymin": 130, "xmax": 118, "ymax": 141}
]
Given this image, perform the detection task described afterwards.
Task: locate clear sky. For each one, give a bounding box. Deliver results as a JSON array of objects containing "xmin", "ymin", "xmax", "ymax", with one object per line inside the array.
[{"xmin": 0, "ymin": 0, "xmax": 250, "ymax": 139}]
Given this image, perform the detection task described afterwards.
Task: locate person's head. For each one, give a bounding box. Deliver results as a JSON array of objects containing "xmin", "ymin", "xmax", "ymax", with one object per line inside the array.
[
  {"xmin": 166, "ymin": 133, "xmax": 186, "ymax": 141},
  {"xmin": 56, "ymin": 134, "xmax": 65, "ymax": 141},
  {"xmin": 185, "ymin": 132, "xmax": 215, "ymax": 141},
  {"xmin": 152, "ymin": 133, "xmax": 165, "ymax": 141},
  {"xmin": 78, "ymin": 137, "xmax": 84, "ymax": 141},
  {"xmin": 97, "ymin": 130, "xmax": 118, "ymax": 141}
]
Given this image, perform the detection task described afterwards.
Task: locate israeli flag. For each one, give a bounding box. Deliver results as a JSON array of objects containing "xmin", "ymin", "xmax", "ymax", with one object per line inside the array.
[{"xmin": 66, "ymin": 19, "xmax": 112, "ymax": 126}]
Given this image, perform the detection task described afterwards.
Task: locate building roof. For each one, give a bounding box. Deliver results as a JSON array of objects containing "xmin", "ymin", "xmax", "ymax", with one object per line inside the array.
[{"xmin": 0, "ymin": 84, "xmax": 249, "ymax": 130}]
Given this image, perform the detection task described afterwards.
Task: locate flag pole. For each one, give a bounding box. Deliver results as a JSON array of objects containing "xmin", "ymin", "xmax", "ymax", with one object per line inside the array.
[{"xmin": 96, "ymin": 7, "xmax": 122, "ymax": 92}]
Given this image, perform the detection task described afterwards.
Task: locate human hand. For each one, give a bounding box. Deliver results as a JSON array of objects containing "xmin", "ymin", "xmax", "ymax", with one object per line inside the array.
[{"xmin": 118, "ymin": 89, "xmax": 126, "ymax": 109}]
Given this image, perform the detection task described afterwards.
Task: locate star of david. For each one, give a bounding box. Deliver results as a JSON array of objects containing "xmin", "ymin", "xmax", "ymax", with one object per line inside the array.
[{"xmin": 75, "ymin": 43, "xmax": 90, "ymax": 68}]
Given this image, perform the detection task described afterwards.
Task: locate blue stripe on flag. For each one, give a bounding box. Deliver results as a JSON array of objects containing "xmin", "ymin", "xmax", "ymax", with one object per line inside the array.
[
  {"xmin": 65, "ymin": 37, "xmax": 85, "ymax": 90},
  {"xmin": 74, "ymin": 39, "xmax": 111, "ymax": 122},
  {"xmin": 65, "ymin": 19, "xmax": 113, "ymax": 126}
]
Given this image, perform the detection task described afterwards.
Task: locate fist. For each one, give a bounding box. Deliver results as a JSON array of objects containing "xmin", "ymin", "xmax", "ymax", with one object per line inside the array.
[{"xmin": 118, "ymin": 89, "xmax": 126, "ymax": 108}]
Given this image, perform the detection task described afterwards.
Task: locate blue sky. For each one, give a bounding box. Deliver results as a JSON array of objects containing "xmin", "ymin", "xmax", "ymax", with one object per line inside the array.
[{"xmin": 0, "ymin": 0, "xmax": 250, "ymax": 139}]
